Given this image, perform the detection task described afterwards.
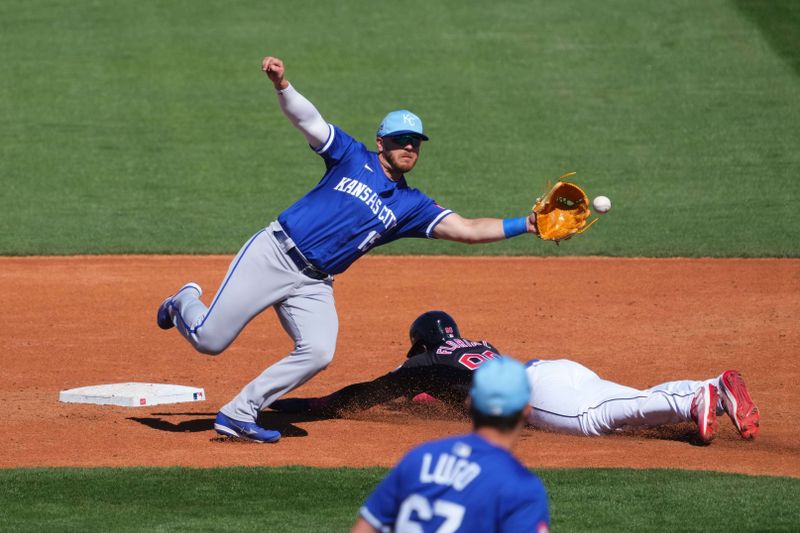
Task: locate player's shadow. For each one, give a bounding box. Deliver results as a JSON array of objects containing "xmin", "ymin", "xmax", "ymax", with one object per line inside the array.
[
  {"xmin": 128, "ymin": 412, "xmax": 313, "ymax": 438},
  {"xmin": 613, "ymin": 423, "xmax": 713, "ymax": 446},
  {"xmin": 128, "ymin": 415, "xmax": 215, "ymax": 433},
  {"xmin": 256, "ymin": 411, "xmax": 329, "ymax": 437}
]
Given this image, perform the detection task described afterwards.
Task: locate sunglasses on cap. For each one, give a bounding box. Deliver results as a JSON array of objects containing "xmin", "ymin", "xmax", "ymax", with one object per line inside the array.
[{"xmin": 385, "ymin": 134, "xmax": 423, "ymax": 148}]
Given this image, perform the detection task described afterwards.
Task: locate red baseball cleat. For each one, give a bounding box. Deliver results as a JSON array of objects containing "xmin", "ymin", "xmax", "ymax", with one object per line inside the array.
[
  {"xmin": 690, "ymin": 383, "xmax": 719, "ymax": 444},
  {"xmin": 719, "ymin": 370, "xmax": 760, "ymax": 440}
]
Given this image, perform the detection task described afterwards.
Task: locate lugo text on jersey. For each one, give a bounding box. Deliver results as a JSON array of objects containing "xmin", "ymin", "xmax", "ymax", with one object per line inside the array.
[
  {"xmin": 333, "ymin": 177, "xmax": 397, "ymax": 229},
  {"xmin": 419, "ymin": 452, "xmax": 481, "ymax": 491}
]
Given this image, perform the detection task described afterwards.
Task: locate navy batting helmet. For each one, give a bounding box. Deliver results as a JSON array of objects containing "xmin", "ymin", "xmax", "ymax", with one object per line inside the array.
[{"xmin": 407, "ymin": 310, "xmax": 461, "ymax": 357}]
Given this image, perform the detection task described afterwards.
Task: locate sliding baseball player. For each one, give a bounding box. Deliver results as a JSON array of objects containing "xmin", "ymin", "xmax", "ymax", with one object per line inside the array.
[{"xmin": 271, "ymin": 311, "xmax": 761, "ymax": 443}]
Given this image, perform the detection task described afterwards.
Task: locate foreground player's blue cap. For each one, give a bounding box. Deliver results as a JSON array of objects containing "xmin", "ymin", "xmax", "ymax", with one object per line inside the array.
[
  {"xmin": 376, "ymin": 109, "xmax": 429, "ymax": 140},
  {"xmin": 470, "ymin": 357, "xmax": 531, "ymax": 416}
]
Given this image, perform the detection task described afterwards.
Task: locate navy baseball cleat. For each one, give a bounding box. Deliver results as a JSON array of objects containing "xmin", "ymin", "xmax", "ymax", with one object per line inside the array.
[
  {"xmin": 214, "ymin": 412, "xmax": 281, "ymax": 443},
  {"xmin": 156, "ymin": 298, "xmax": 175, "ymax": 330},
  {"xmin": 156, "ymin": 282, "xmax": 202, "ymax": 330}
]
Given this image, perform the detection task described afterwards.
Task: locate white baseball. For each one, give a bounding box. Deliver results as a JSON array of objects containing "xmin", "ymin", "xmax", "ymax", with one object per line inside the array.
[{"xmin": 592, "ymin": 195, "xmax": 612, "ymax": 214}]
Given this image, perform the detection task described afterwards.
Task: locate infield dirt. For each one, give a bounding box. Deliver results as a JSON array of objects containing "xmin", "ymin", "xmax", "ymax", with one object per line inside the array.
[{"xmin": 2, "ymin": 256, "xmax": 798, "ymax": 477}]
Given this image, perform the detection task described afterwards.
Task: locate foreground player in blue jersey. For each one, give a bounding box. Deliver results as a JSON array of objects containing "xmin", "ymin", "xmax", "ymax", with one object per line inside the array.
[
  {"xmin": 155, "ymin": 55, "xmax": 544, "ymax": 443},
  {"xmin": 352, "ymin": 357, "xmax": 550, "ymax": 533}
]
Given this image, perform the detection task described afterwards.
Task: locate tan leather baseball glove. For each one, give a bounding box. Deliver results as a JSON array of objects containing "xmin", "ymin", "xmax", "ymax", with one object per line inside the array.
[{"xmin": 532, "ymin": 172, "xmax": 598, "ymax": 243}]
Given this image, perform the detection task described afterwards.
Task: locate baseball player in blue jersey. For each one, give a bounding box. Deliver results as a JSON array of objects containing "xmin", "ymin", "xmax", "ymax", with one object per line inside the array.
[
  {"xmin": 156, "ymin": 56, "xmax": 543, "ymax": 443},
  {"xmin": 351, "ymin": 357, "xmax": 550, "ymax": 533}
]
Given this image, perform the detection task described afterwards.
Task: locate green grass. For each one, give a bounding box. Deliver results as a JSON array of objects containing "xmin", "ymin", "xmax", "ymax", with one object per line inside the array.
[
  {"xmin": 733, "ymin": 0, "xmax": 800, "ymax": 76},
  {"xmin": 1, "ymin": 0, "xmax": 798, "ymax": 256},
  {"xmin": 1, "ymin": 467, "xmax": 798, "ymax": 532},
  {"xmin": 2, "ymin": 4, "xmax": 797, "ymax": 530}
]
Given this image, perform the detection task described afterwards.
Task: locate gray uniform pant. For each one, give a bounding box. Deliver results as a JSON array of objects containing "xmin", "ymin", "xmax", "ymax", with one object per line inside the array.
[
  {"xmin": 170, "ymin": 221, "xmax": 338, "ymax": 423},
  {"xmin": 525, "ymin": 360, "xmax": 718, "ymax": 436}
]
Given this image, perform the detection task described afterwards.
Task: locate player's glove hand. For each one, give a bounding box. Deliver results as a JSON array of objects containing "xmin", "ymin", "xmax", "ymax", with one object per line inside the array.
[{"xmin": 532, "ymin": 172, "xmax": 598, "ymax": 244}]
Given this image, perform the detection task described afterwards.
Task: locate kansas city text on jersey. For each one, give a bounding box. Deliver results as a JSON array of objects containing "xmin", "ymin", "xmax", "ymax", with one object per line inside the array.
[{"xmin": 333, "ymin": 177, "xmax": 398, "ymax": 229}]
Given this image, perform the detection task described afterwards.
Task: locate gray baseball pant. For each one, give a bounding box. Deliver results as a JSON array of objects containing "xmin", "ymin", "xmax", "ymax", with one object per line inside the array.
[{"xmin": 170, "ymin": 221, "xmax": 338, "ymax": 423}]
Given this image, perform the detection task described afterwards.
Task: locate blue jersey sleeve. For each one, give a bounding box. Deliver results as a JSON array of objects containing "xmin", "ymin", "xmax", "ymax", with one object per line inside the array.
[
  {"xmin": 359, "ymin": 455, "xmax": 408, "ymax": 530},
  {"xmin": 314, "ymin": 124, "xmax": 364, "ymax": 170},
  {"xmin": 500, "ymin": 476, "xmax": 550, "ymax": 532}
]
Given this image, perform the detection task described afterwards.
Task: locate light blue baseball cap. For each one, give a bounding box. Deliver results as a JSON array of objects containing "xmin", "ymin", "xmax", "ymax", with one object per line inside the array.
[
  {"xmin": 470, "ymin": 357, "xmax": 531, "ymax": 416},
  {"xmin": 376, "ymin": 109, "xmax": 429, "ymax": 140}
]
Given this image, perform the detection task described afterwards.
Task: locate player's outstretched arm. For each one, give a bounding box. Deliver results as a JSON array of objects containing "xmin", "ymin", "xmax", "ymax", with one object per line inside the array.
[
  {"xmin": 432, "ymin": 212, "xmax": 538, "ymax": 244},
  {"xmin": 261, "ymin": 55, "xmax": 330, "ymax": 150}
]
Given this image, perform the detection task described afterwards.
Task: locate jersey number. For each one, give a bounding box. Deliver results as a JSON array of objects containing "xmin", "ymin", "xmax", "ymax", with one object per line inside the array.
[
  {"xmin": 457, "ymin": 350, "xmax": 499, "ymax": 370},
  {"xmin": 396, "ymin": 494, "xmax": 465, "ymax": 533},
  {"xmin": 357, "ymin": 230, "xmax": 381, "ymax": 252}
]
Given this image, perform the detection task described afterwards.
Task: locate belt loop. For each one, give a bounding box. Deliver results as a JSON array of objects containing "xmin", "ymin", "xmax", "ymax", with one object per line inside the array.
[{"xmin": 271, "ymin": 221, "xmax": 294, "ymax": 253}]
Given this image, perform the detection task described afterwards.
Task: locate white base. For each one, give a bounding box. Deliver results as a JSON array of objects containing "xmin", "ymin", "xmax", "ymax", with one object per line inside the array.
[{"xmin": 59, "ymin": 382, "xmax": 206, "ymax": 407}]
